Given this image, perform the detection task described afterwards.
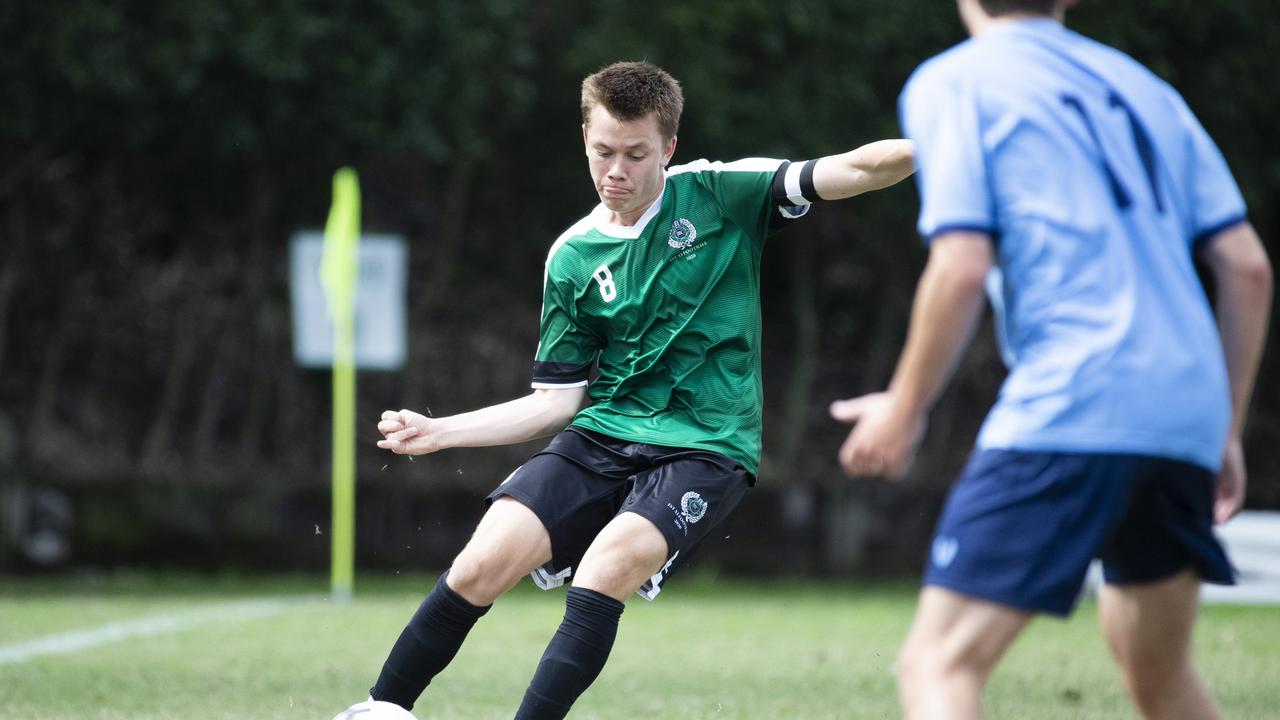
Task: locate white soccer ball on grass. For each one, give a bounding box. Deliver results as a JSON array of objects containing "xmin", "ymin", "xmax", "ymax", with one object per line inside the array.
[{"xmin": 331, "ymin": 699, "xmax": 418, "ymax": 720}]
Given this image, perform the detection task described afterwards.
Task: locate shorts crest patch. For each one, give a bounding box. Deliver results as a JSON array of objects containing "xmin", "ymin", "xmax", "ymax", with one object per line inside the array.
[{"xmin": 680, "ymin": 491, "xmax": 708, "ymax": 523}]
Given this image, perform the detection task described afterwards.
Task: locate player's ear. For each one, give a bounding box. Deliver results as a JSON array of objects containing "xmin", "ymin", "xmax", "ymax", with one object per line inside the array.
[
  {"xmin": 582, "ymin": 123, "xmax": 589, "ymax": 151},
  {"xmin": 661, "ymin": 135, "xmax": 677, "ymax": 167}
]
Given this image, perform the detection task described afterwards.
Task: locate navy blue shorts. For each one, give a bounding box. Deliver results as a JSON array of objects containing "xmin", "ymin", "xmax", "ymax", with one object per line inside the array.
[
  {"xmin": 486, "ymin": 427, "xmax": 751, "ymax": 600},
  {"xmin": 924, "ymin": 449, "xmax": 1235, "ymax": 616}
]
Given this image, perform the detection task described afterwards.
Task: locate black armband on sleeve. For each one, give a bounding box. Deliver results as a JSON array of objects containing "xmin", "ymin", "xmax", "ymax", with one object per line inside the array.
[
  {"xmin": 531, "ymin": 359, "xmax": 593, "ymax": 388},
  {"xmin": 771, "ymin": 159, "xmax": 819, "ymax": 207}
]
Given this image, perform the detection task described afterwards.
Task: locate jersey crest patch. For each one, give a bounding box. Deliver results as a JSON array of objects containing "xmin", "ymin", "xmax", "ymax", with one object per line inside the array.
[{"xmin": 667, "ymin": 218, "xmax": 697, "ymax": 250}]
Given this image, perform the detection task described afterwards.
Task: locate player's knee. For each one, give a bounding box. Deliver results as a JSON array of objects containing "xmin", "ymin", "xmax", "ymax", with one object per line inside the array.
[
  {"xmin": 575, "ymin": 543, "xmax": 664, "ymax": 598},
  {"xmin": 898, "ymin": 631, "xmax": 995, "ymax": 688},
  {"xmin": 1119, "ymin": 654, "xmax": 1190, "ymax": 709},
  {"xmin": 896, "ymin": 636, "xmax": 939, "ymax": 695},
  {"xmin": 448, "ymin": 545, "xmax": 514, "ymax": 605},
  {"xmin": 1128, "ymin": 676, "xmax": 1183, "ymax": 718},
  {"xmin": 574, "ymin": 554, "xmax": 642, "ymax": 595},
  {"xmin": 1128, "ymin": 682, "xmax": 1168, "ymax": 717}
]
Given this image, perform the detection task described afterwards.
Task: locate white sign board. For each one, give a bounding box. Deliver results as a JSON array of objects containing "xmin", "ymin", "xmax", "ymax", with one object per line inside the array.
[{"xmin": 289, "ymin": 232, "xmax": 407, "ymax": 370}]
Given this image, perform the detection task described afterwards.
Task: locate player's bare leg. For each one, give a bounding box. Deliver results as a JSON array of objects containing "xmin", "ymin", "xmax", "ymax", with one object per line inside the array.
[
  {"xmin": 515, "ymin": 512, "xmax": 669, "ymax": 719},
  {"xmin": 1099, "ymin": 569, "xmax": 1220, "ymax": 720},
  {"xmin": 571, "ymin": 511, "xmax": 669, "ymax": 600},
  {"xmin": 896, "ymin": 586, "xmax": 1031, "ymax": 720},
  {"xmin": 448, "ymin": 496, "xmax": 554, "ymax": 605}
]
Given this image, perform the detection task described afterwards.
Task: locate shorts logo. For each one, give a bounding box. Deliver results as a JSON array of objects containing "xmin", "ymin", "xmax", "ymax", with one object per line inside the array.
[
  {"xmin": 667, "ymin": 218, "xmax": 697, "ymax": 249},
  {"xmin": 932, "ymin": 535, "xmax": 959, "ymax": 569},
  {"xmin": 680, "ymin": 491, "xmax": 707, "ymax": 523}
]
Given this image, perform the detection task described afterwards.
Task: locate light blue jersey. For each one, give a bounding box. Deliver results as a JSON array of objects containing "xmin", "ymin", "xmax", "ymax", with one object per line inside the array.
[{"xmin": 899, "ymin": 19, "xmax": 1248, "ymax": 472}]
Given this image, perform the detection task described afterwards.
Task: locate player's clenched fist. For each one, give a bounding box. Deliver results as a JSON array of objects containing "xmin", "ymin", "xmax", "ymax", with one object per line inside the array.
[{"xmin": 376, "ymin": 408, "xmax": 438, "ymax": 455}]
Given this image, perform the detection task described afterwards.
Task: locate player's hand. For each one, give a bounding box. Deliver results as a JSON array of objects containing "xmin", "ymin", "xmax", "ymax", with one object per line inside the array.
[
  {"xmin": 376, "ymin": 409, "xmax": 440, "ymax": 455},
  {"xmin": 829, "ymin": 392, "xmax": 926, "ymax": 479},
  {"xmin": 1213, "ymin": 436, "xmax": 1247, "ymax": 524}
]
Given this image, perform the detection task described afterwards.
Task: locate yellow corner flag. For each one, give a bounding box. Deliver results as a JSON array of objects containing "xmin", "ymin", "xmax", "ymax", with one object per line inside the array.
[
  {"xmin": 320, "ymin": 167, "xmax": 360, "ymax": 602},
  {"xmin": 320, "ymin": 168, "xmax": 361, "ymax": 325}
]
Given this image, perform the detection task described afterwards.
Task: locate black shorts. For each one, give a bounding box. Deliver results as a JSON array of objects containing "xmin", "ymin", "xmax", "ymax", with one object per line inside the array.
[{"xmin": 485, "ymin": 427, "xmax": 751, "ymax": 600}]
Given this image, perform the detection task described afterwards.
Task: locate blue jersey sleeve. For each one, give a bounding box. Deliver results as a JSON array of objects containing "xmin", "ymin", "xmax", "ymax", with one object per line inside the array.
[
  {"xmin": 1171, "ymin": 93, "xmax": 1247, "ymax": 247},
  {"xmin": 900, "ymin": 66, "xmax": 994, "ymax": 242}
]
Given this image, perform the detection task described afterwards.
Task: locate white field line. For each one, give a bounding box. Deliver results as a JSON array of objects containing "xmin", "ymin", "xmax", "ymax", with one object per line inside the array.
[{"xmin": 0, "ymin": 598, "xmax": 292, "ymax": 665}]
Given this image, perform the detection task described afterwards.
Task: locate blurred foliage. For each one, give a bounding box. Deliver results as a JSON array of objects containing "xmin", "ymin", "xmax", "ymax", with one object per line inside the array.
[{"xmin": 0, "ymin": 1, "xmax": 1277, "ymax": 569}]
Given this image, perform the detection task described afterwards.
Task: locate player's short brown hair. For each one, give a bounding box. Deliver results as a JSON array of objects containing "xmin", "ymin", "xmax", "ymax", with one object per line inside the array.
[
  {"xmin": 978, "ymin": 0, "xmax": 1058, "ymax": 15},
  {"xmin": 581, "ymin": 61, "xmax": 683, "ymax": 140}
]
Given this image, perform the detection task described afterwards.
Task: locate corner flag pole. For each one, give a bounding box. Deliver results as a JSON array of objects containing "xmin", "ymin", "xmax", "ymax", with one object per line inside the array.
[{"xmin": 320, "ymin": 167, "xmax": 361, "ymax": 601}]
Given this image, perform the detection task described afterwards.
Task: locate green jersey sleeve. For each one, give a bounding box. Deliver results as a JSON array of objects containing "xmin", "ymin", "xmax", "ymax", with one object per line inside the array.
[
  {"xmin": 675, "ymin": 158, "xmax": 815, "ymax": 248},
  {"xmin": 531, "ymin": 239, "xmax": 601, "ymax": 388}
]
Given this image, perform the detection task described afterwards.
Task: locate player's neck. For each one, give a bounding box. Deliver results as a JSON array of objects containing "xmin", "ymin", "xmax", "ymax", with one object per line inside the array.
[
  {"xmin": 608, "ymin": 207, "xmax": 649, "ymax": 227},
  {"xmin": 967, "ymin": 11, "xmax": 1063, "ymax": 36}
]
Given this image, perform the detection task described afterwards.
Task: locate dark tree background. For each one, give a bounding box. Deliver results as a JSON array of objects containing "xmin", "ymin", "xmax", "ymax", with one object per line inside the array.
[{"xmin": 0, "ymin": 1, "xmax": 1276, "ymax": 575}]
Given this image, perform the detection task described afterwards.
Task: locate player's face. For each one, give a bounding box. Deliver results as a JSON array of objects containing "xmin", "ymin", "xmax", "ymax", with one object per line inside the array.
[{"xmin": 583, "ymin": 105, "xmax": 677, "ymax": 226}]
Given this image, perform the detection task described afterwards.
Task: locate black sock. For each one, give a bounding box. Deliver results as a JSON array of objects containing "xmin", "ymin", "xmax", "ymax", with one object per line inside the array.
[
  {"xmin": 514, "ymin": 586, "xmax": 626, "ymax": 719},
  {"xmin": 369, "ymin": 571, "xmax": 491, "ymax": 710}
]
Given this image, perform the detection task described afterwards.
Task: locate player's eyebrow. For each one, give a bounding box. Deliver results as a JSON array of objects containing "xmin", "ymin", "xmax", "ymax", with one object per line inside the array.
[{"xmin": 593, "ymin": 140, "xmax": 652, "ymax": 150}]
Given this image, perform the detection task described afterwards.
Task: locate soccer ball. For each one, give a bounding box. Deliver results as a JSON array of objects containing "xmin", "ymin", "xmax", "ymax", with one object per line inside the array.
[{"xmin": 331, "ymin": 699, "xmax": 418, "ymax": 720}]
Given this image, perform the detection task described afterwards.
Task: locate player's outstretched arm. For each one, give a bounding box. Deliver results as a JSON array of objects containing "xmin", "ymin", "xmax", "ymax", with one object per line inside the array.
[
  {"xmin": 1199, "ymin": 221, "xmax": 1272, "ymax": 523},
  {"xmin": 376, "ymin": 386, "xmax": 587, "ymax": 456},
  {"xmin": 811, "ymin": 139, "xmax": 916, "ymax": 201}
]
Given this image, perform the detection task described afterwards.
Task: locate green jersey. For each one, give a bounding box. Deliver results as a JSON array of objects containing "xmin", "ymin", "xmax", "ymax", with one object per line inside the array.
[{"xmin": 531, "ymin": 158, "xmax": 813, "ymax": 475}]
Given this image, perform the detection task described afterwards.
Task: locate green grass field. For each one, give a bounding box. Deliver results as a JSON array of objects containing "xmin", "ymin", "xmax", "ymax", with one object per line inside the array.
[{"xmin": 1, "ymin": 572, "xmax": 1276, "ymax": 719}]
